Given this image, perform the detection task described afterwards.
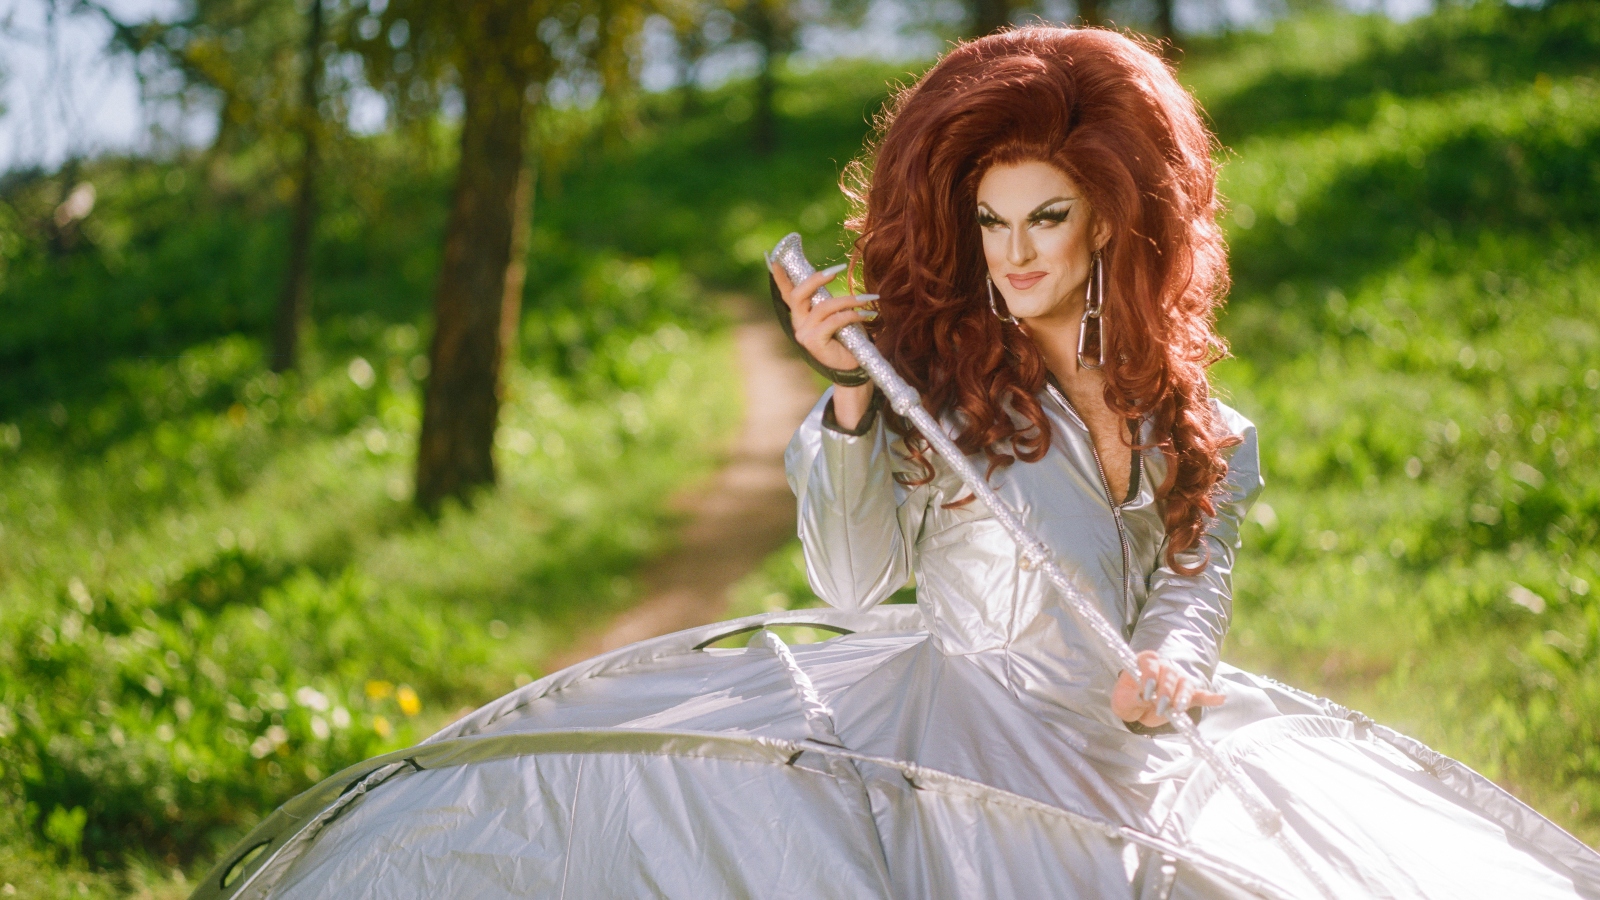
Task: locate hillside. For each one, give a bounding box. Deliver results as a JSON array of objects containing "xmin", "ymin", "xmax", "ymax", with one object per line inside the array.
[
  {"xmin": 3, "ymin": 2, "xmax": 1598, "ymax": 894},
  {"xmin": 732, "ymin": 1, "xmax": 1600, "ymax": 845}
]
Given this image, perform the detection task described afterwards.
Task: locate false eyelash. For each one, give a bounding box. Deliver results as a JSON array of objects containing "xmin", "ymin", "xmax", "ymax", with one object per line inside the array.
[
  {"xmin": 976, "ymin": 214, "xmax": 1005, "ymax": 227},
  {"xmin": 1029, "ymin": 210, "xmax": 1070, "ymax": 225}
]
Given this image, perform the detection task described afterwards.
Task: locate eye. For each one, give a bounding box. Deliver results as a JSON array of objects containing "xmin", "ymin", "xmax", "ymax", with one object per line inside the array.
[
  {"xmin": 976, "ymin": 212, "xmax": 1006, "ymax": 230},
  {"xmin": 1029, "ymin": 208, "xmax": 1070, "ymax": 227}
]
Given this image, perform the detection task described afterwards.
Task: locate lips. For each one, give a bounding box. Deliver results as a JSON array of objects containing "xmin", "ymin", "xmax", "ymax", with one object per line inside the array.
[{"xmin": 1006, "ymin": 272, "xmax": 1046, "ymax": 291}]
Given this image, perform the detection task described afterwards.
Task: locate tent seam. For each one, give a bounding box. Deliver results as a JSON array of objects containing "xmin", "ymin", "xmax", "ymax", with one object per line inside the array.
[{"xmin": 557, "ymin": 755, "xmax": 585, "ymax": 900}]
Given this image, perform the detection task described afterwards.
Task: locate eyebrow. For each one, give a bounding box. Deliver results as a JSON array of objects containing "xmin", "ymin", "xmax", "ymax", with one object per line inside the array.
[{"xmin": 977, "ymin": 196, "xmax": 1077, "ymax": 221}]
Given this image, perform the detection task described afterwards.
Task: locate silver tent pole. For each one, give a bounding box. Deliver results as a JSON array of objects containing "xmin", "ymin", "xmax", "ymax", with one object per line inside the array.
[{"xmin": 770, "ymin": 233, "xmax": 1334, "ymax": 898}]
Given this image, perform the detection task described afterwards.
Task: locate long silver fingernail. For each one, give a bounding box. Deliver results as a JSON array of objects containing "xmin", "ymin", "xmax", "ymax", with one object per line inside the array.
[
  {"xmin": 1142, "ymin": 679, "xmax": 1157, "ymax": 702},
  {"xmin": 820, "ymin": 263, "xmax": 848, "ymax": 279},
  {"xmin": 859, "ymin": 309, "xmax": 879, "ymax": 321},
  {"xmin": 856, "ymin": 293, "xmax": 880, "ymax": 302},
  {"xmin": 1156, "ymin": 697, "xmax": 1170, "ymax": 719}
]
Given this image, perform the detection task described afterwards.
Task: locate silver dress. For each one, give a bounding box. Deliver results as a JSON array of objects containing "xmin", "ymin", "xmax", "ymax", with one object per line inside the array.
[{"xmin": 197, "ymin": 387, "xmax": 1600, "ymax": 900}]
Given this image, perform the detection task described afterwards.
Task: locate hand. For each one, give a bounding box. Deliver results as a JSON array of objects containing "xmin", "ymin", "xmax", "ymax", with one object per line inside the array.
[
  {"xmin": 770, "ymin": 260, "xmax": 878, "ymax": 374},
  {"xmin": 1110, "ymin": 651, "xmax": 1225, "ymax": 728}
]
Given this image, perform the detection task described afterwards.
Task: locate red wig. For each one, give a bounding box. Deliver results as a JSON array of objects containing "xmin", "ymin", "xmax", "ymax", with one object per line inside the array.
[{"xmin": 842, "ymin": 26, "xmax": 1235, "ymax": 571}]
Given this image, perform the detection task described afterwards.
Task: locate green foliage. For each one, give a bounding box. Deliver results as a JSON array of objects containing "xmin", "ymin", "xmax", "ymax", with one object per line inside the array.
[
  {"xmin": 734, "ymin": 0, "xmax": 1600, "ymax": 845},
  {"xmin": 8, "ymin": 2, "xmax": 1600, "ymax": 892},
  {"xmin": 536, "ymin": 58, "xmax": 911, "ymax": 283},
  {"xmin": 0, "ymin": 136, "xmax": 738, "ymax": 885},
  {"xmin": 1184, "ymin": 2, "xmax": 1600, "ymax": 840}
]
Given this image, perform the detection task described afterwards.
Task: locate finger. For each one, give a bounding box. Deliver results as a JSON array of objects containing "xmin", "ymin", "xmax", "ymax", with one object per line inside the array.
[
  {"xmin": 1157, "ymin": 672, "xmax": 1184, "ymax": 719},
  {"xmin": 1138, "ymin": 653, "xmax": 1161, "ymax": 702},
  {"xmin": 769, "ymin": 259, "xmax": 795, "ymax": 295},
  {"xmin": 1189, "ymin": 690, "xmax": 1227, "ymax": 708},
  {"xmin": 801, "ymin": 308, "xmax": 871, "ymax": 345},
  {"xmin": 1159, "ymin": 666, "xmax": 1180, "ymax": 701},
  {"xmin": 1173, "ymin": 681, "xmax": 1194, "ymax": 714},
  {"xmin": 804, "ymin": 294, "xmax": 876, "ymax": 322},
  {"xmin": 1113, "ymin": 671, "xmax": 1140, "ymax": 706},
  {"xmin": 849, "ymin": 294, "xmax": 880, "ymax": 321},
  {"xmin": 788, "ymin": 264, "xmax": 848, "ymax": 312}
]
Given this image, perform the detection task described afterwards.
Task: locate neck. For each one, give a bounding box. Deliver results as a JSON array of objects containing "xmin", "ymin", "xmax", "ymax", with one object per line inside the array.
[{"xmin": 1021, "ymin": 292, "xmax": 1096, "ymax": 388}]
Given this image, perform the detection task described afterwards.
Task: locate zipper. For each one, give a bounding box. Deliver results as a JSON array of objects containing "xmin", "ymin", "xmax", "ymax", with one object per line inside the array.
[{"xmin": 1046, "ymin": 380, "xmax": 1135, "ymax": 628}]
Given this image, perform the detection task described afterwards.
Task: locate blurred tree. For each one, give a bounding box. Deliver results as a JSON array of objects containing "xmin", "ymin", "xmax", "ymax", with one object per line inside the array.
[
  {"xmin": 741, "ymin": 0, "xmax": 795, "ymax": 154},
  {"xmin": 89, "ymin": 0, "xmax": 355, "ymax": 369},
  {"xmin": 1153, "ymin": 0, "xmax": 1175, "ymax": 40},
  {"xmin": 271, "ymin": 0, "xmax": 324, "ymax": 373},
  {"xmin": 969, "ymin": 0, "xmax": 1020, "ymax": 35},
  {"xmin": 723, "ymin": 0, "xmax": 867, "ymax": 154},
  {"xmin": 350, "ymin": 0, "xmax": 651, "ymax": 512},
  {"xmin": 659, "ymin": 0, "xmax": 722, "ymax": 114},
  {"xmin": 413, "ymin": 0, "xmax": 544, "ymax": 512}
]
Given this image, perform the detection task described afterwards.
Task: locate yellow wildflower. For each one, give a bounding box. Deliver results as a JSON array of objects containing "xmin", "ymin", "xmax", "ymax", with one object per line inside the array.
[{"xmin": 396, "ymin": 685, "xmax": 421, "ymax": 717}]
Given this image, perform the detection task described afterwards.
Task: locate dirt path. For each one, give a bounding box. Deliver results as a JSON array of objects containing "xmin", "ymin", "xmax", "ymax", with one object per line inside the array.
[{"xmin": 548, "ymin": 302, "xmax": 818, "ymax": 668}]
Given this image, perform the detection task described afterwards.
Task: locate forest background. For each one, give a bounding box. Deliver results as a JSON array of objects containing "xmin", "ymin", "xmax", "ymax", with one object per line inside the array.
[{"xmin": 2, "ymin": 0, "xmax": 1598, "ymax": 894}]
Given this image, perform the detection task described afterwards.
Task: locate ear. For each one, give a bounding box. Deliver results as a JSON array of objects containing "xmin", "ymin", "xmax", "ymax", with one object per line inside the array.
[{"xmin": 1091, "ymin": 215, "xmax": 1113, "ymax": 252}]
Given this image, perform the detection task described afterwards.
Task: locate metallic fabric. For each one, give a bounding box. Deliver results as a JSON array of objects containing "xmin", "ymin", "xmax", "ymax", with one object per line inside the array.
[
  {"xmin": 195, "ymin": 393, "xmax": 1600, "ymax": 898},
  {"xmin": 190, "ymin": 235, "xmax": 1600, "ymax": 896},
  {"xmin": 196, "ymin": 606, "xmax": 1600, "ymax": 899},
  {"xmin": 767, "ymin": 233, "xmax": 1305, "ymax": 859}
]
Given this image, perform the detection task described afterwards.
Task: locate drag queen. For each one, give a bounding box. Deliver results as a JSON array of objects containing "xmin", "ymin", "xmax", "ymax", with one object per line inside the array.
[{"xmin": 199, "ymin": 27, "xmax": 1600, "ymax": 900}]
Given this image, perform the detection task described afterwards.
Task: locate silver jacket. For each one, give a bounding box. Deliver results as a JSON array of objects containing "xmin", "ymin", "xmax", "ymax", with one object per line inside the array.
[{"xmin": 786, "ymin": 382, "xmax": 1262, "ymax": 728}]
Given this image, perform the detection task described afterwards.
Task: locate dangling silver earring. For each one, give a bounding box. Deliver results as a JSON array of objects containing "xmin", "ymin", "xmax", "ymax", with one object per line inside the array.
[
  {"xmin": 1077, "ymin": 251, "xmax": 1106, "ymax": 370},
  {"xmin": 988, "ymin": 276, "xmax": 1019, "ymax": 326}
]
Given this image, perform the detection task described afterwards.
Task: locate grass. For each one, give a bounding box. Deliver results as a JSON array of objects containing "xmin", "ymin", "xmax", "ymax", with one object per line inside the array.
[
  {"xmin": 731, "ymin": 0, "xmax": 1600, "ymax": 845},
  {"xmin": 0, "ymin": 140, "xmax": 739, "ymax": 891},
  {"xmin": 1189, "ymin": 5, "xmax": 1600, "ymax": 839},
  {"xmin": 5, "ymin": 1, "xmax": 1600, "ymax": 893},
  {"xmin": 0, "ymin": 58, "xmax": 906, "ymax": 889}
]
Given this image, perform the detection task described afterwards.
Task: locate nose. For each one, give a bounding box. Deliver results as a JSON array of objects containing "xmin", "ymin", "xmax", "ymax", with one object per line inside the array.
[{"xmin": 1006, "ymin": 225, "xmax": 1035, "ymax": 267}]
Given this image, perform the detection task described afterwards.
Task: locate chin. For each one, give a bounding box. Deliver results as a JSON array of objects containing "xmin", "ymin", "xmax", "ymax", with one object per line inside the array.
[{"xmin": 1009, "ymin": 295, "xmax": 1061, "ymax": 320}]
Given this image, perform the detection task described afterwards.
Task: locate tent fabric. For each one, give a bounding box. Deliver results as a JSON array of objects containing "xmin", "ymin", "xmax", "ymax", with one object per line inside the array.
[{"xmin": 195, "ymin": 607, "xmax": 1600, "ymax": 900}]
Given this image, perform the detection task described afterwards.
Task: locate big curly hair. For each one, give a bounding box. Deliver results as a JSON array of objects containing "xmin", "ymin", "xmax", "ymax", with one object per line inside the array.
[{"xmin": 842, "ymin": 26, "xmax": 1236, "ymax": 571}]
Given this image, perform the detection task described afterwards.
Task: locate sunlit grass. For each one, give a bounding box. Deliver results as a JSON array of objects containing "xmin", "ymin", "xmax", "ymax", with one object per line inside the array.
[
  {"xmin": 735, "ymin": 1, "xmax": 1600, "ymax": 846},
  {"xmin": 5, "ymin": 2, "xmax": 1600, "ymax": 893},
  {"xmin": 0, "ymin": 245, "xmax": 738, "ymax": 887}
]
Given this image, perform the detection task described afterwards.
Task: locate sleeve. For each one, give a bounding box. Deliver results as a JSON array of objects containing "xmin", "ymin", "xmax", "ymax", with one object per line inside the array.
[
  {"xmin": 1127, "ymin": 401, "xmax": 1264, "ymax": 689},
  {"xmin": 784, "ymin": 387, "xmax": 925, "ymax": 612}
]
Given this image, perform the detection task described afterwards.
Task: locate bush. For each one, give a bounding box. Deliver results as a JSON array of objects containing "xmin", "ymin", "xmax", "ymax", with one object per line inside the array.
[
  {"xmin": 1188, "ymin": 2, "xmax": 1600, "ymax": 840},
  {"xmin": 0, "ymin": 239, "xmax": 738, "ymax": 873}
]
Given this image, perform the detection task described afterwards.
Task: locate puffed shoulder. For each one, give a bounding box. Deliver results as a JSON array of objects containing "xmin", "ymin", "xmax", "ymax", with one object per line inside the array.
[
  {"xmin": 787, "ymin": 388, "xmax": 881, "ymax": 499},
  {"xmin": 1209, "ymin": 398, "xmax": 1265, "ymax": 514}
]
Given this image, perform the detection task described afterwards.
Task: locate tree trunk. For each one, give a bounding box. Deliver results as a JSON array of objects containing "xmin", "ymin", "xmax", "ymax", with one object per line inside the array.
[
  {"xmin": 675, "ymin": 25, "xmax": 706, "ymax": 116},
  {"xmin": 750, "ymin": 2, "xmax": 778, "ymax": 155},
  {"xmin": 272, "ymin": 0, "xmax": 323, "ymax": 373},
  {"xmin": 414, "ymin": 14, "xmax": 534, "ymax": 513},
  {"xmin": 1154, "ymin": 0, "xmax": 1176, "ymax": 42},
  {"xmin": 970, "ymin": 0, "xmax": 1015, "ymax": 36}
]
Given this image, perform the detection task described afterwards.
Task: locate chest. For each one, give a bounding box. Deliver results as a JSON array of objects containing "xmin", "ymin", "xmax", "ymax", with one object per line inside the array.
[{"xmin": 1045, "ymin": 379, "xmax": 1136, "ymax": 504}]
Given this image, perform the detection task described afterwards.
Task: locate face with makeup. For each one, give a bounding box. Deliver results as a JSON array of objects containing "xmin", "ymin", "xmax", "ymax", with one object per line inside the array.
[{"xmin": 976, "ymin": 160, "xmax": 1106, "ymax": 324}]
